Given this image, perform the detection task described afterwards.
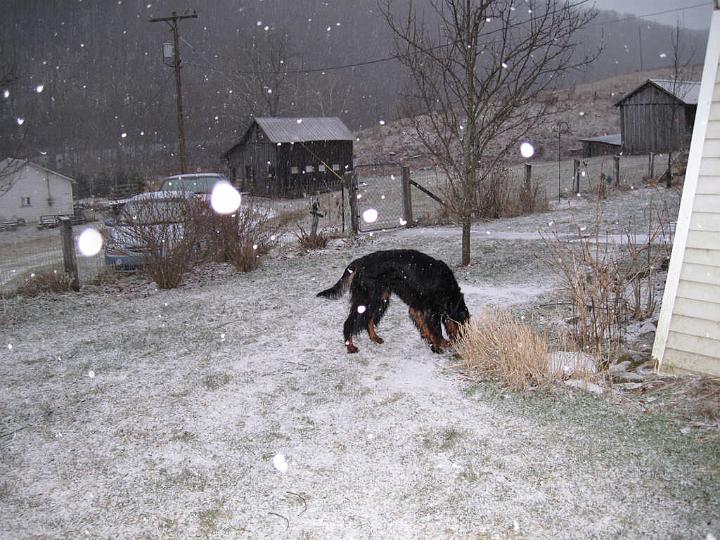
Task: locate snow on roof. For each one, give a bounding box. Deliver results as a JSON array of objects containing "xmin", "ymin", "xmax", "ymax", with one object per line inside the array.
[
  {"xmin": 615, "ymin": 79, "xmax": 701, "ymax": 106},
  {"xmin": 254, "ymin": 117, "xmax": 353, "ymax": 143},
  {"xmin": 578, "ymin": 133, "xmax": 622, "ymax": 145},
  {"xmin": 0, "ymin": 157, "xmax": 77, "ymax": 184}
]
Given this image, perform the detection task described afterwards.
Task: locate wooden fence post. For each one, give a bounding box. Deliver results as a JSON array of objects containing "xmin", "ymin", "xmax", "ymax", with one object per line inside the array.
[
  {"xmin": 573, "ymin": 159, "xmax": 580, "ymax": 194},
  {"xmin": 649, "ymin": 152, "xmax": 655, "ymax": 178},
  {"xmin": 60, "ymin": 217, "xmax": 80, "ymax": 291},
  {"xmin": 345, "ymin": 171, "xmax": 359, "ymax": 235},
  {"xmin": 401, "ymin": 166, "xmax": 413, "ymax": 227},
  {"xmin": 614, "ymin": 155, "xmax": 621, "ymax": 187}
]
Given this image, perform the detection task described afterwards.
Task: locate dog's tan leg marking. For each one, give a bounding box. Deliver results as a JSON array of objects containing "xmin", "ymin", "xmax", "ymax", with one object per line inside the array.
[
  {"xmin": 346, "ymin": 336, "xmax": 359, "ymax": 354},
  {"xmin": 445, "ymin": 319, "xmax": 460, "ymax": 340},
  {"xmin": 368, "ymin": 320, "xmax": 384, "ymax": 344},
  {"xmin": 409, "ymin": 308, "xmax": 433, "ymax": 344}
]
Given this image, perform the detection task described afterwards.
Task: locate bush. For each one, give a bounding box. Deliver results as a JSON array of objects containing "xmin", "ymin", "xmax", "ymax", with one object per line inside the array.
[
  {"xmin": 190, "ymin": 199, "xmax": 279, "ymax": 273},
  {"xmin": 295, "ymin": 224, "xmax": 330, "ymax": 250},
  {"xmin": 16, "ymin": 269, "xmax": 75, "ymax": 297},
  {"xmin": 455, "ymin": 309, "xmax": 553, "ymax": 391}
]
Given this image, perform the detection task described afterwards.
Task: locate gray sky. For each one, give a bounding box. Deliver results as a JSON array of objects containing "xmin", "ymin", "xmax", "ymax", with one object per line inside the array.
[{"xmin": 593, "ymin": 0, "xmax": 713, "ymax": 30}]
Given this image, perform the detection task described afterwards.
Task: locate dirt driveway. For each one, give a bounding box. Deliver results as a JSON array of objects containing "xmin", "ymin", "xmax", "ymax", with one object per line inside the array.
[{"xmin": 1, "ymin": 186, "xmax": 717, "ymax": 538}]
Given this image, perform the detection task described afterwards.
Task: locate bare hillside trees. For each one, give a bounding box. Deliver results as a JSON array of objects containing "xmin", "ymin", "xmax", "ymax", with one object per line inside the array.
[{"xmin": 381, "ymin": 0, "xmax": 596, "ymax": 265}]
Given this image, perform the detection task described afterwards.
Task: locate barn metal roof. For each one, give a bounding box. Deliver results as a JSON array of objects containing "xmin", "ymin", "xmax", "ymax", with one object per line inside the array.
[
  {"xmin": 614, "ymin": 79, "xmax": 701, "ymax": 106},
  {"xmin": 578, "ymin": 133, "xmax": 622, "ymax": 145},
  {"xmin": 254, "ymin": 117, "xmax": 353, "ymax": 143}
]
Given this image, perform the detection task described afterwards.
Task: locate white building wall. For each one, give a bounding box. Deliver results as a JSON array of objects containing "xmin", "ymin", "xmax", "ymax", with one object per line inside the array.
[
  {"xmin": 0, "ymin": 162, "xmax": 74, "ymax": 223},
  {"xmin": 653, "ymin": 8, "xmax": 720, "ymax": 376}
]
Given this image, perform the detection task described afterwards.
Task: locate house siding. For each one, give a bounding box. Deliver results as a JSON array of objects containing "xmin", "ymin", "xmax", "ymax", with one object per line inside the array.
[
  {"xmin": 653, "ymin": 9, "xmax": 720, "ymax": 376},
  {"xmin": 0, "ymin": 162, "xmax": 74, "ymax": 222}
]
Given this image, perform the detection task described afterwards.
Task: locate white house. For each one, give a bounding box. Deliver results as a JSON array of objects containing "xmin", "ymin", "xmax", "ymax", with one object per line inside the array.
[
  {"xmin": 652, "ymin": 4, "xmax": 720, "ymax": 376},
  {"xmin": 0, "ymin": 158, "xmax": 76, "ymax": 223}
]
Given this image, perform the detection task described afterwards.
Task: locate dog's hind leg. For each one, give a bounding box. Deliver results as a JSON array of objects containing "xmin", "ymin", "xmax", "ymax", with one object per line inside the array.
[{"xmin": 367, "ymin": 289, "xmax": 390, "ymax": 344}]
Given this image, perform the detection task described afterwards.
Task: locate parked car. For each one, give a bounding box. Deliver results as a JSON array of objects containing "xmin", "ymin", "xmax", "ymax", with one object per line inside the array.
[
  {"xmin": 160, "ymin": 172, "xmax": 230, "ymax": 195},
  {"xmin": 104, "ymin": 191, "xmax": 195, "ymax": 269}
]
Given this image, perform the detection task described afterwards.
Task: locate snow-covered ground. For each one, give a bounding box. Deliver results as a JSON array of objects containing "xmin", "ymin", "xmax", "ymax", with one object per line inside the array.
[{"xmin": 1, "ymin": 186, "xmax": 717, "ymax": 538}]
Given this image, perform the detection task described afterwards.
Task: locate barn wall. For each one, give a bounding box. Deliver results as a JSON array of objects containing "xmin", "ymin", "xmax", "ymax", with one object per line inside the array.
[
  {"xmin": 225, "ymin": 126, "xmax": 353, "ymax": 198},
  {"xmin": 619, "ymin": 85, "xmax": 691, "ymax": 155},
  {"xmin": 653, "ymin": 10, "xmax": 720, "ymax": 376}
]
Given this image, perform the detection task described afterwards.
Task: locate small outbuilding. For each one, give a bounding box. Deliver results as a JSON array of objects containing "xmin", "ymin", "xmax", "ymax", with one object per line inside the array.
[
  {"xmin": 578, "ymin": 134, "xmax": 622, "ymax": 158},
  {"xmin": 222, "ymin": 117, "xmax": 354, "ymax": 198},
  {"xmin": 0, "ymin": 158, "xmax": 75, "ymax": 223},
  {"xmin": 615, "ymin": 78, "xmax": 700, "ymax": 155},
  {"xmin": 652, "ymin": 6, "xmax": 720, "ymax": 376}
]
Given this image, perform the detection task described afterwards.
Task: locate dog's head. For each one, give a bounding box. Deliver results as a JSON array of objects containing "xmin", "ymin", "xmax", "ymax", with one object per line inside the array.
[{"xmin": 444, "ymin": 295, "xmax": 470, "ymax": 339}]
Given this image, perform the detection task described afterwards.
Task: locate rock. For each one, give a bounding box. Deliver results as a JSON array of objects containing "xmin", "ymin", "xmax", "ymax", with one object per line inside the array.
[
  {"xmin": 548, "ymin": 351, "xmax": 597, "ymax": 377},
  {"xmin": 638, "ymin": 321, "xmax": 657, "ymax": 335},
  {"xmin": 609, "ymin": 360, "xmax": 631, "ymax": 373},
  {"xmin": 610, "ymin": 371, "xmax": 645, "ymax": 383},
  {"xmin": 565, "ymin": 379, "xmax": 605, "ymax": 395}
]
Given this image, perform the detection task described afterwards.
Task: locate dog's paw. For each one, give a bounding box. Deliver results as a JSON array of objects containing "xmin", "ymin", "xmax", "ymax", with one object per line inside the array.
[
  {"xmin": 346, "ymin": 344, "xmax": 359, "ymax": 354},
  {"xmin": 371, "ymin": 336, "xmax": 384, "ymax": 344}
]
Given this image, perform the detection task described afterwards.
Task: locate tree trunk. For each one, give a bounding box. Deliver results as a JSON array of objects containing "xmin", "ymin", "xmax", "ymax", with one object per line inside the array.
[
  {"xmin": 461, "ymin": 219, "xmax": 471, "ymax": 266},
  {"xmin": 666, "ymin": 151, "xmax": 673, "ymax": 188}
]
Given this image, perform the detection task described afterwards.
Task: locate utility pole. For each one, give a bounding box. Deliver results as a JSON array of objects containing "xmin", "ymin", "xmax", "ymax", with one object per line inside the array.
[
  {"xmin": 638, "ymin": 25, "xmax": 644, "ymax": 72},
  {"xmin": 149, "ymin": 10, "xmax": 197, "ymax": 173}
]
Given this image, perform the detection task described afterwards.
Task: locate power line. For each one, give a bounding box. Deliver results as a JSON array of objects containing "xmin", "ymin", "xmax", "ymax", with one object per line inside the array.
[{"xmin": 181, "ymin": 1, "xmax": 709, "ymax": 78}]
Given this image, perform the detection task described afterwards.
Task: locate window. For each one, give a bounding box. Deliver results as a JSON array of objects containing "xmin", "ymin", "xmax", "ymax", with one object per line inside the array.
[
  {"xmin": 332, "ymin": 164, "xmax": 340, "ymax": 172},
  {"xmin": 305, "ymin": 165, "xmax": 315, "ymax": 173},
  {"xmin": 290, "ymin": 166, "xmax": 299, "ymax": 174},
  {"xmin": 318, "ymin": 164, "xmax": 326, "ymax": 172},
  {"xmin": 21, "ymin": 196, "xmax": 31, "ymax": 207}
]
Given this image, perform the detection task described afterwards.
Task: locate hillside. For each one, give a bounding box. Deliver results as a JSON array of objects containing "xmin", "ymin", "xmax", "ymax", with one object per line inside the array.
[{"xmin": 354, "ymin": 65, "xmax": 703, "ymax": 167}]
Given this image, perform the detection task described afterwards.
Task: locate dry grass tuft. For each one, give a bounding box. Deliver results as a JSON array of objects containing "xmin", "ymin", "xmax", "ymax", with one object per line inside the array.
[
  {"xmin": 16, "ymin": 269, "xmax": 74, "ymax": 297},
  {"xmin": 295, "ymin": 225, "xmax": 330, "ymax": 250},
  {"xmin": 455, "ymin": 309, "xmax": 554, "ymax": 391}
]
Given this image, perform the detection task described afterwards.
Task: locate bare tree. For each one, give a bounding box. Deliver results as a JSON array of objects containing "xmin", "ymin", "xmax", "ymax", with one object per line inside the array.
[
  {"xmin": 235, "ymin": 30, "xmax": 296, "ymax": 116},
  {"xmin": 381, "ymin": 0, "xmax": 596, "ymax": 265},
  {"xmin": 665, "ymin": 22, "xmax": 696, "ymax": 188}
]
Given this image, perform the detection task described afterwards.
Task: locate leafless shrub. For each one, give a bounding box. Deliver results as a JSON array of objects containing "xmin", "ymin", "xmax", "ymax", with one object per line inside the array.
[
  {"xmin": 16, "ymin": 269, "xmax": 74, "ymax": 297},
  {"xmin": 121, "ymin": 196, "xmax": 195, "ymax": 289},
  {"xmin": 455, "ymin": 309, "xmax": 554, "ymax": 391},
  {"xmin": 474, "ymin": 167, "xmax": 548, "ymax": 219},
  {"xmin": 542, "ymin": 200, "xmax": 673, "ymax": 367},
  {"xmin": 190, "ymin": 199, "xmax": 279, "ymax": 273},
  {"xmin": 295, "ymin": 224, "xmax": 330, "ymax": 250}
]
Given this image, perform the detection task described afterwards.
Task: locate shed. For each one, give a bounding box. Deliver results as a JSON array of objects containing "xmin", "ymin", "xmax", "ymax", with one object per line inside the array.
[
  {"xmin": 615, "ymin": 79, "xmax": 700, "ymax": 155},
  {"xmin": 578, "ymin": 134, "xmax": 622, "ymax": 158},
  {"xmin": 222, "ymin": 117, "xmax": 354, "ymax": 198},
  {"xmin": 0, "ymin": 158, "xmax": 76, "ymax": 223},
  {"xmin": 652, "ymin": 5, "xmax": 720, "ymax": 376}
]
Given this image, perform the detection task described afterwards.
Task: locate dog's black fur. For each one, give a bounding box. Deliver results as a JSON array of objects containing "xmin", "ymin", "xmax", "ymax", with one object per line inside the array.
[{"xmin": 317, "ymin": 249, "xmax": 470, "ymax": 353}]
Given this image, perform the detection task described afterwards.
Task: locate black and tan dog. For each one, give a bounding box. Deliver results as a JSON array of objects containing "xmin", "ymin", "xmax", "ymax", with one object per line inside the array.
[{"xmin": 317, "ymin": 249, "xmax": 470, "ymax": 353}]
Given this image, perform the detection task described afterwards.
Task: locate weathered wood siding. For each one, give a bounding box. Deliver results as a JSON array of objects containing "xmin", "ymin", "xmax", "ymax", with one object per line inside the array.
[
  {"xmin": 653, "ymin": 12, "xmax": 720, "ymax": 376},
  {"xmin": 619, "ymin": 85, "xmax": 691, "ymax": 155},
  {"xmin": 225, "ymin": 124, "xmax": 353, "ymax": 198}
]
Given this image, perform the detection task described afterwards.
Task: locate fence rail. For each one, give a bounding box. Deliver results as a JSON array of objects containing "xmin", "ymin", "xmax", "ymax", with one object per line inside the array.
[{"xmin": 1, "ymin": 152, "xmax": 669, "ymax": 293}]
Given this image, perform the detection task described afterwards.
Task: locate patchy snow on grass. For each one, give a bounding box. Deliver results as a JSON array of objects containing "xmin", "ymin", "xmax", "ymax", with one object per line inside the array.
[{"xmin": 0, "ymin": 186, "xmax": 717, "ymax": 538}]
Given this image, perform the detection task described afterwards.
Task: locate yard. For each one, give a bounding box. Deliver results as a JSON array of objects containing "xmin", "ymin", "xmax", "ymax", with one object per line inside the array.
[{"xmin": 0, "ymin": 185, "xmax": 718, "ymax": 538}]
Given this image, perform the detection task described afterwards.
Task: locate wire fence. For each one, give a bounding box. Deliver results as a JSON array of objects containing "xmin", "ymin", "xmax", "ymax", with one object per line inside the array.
[
  {"xmin": 0, "ymin": 224, "xmax": 105, "ymax": 294},
  {"xmin": 0, "ymin": 152, "xmax": 668, "ymax": 294}
]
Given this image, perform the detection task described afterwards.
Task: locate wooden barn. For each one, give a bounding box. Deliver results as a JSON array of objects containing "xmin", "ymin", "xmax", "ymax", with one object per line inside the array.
[
  {"xmin": 615, "ymin": 79, "xmax": 700, "ymax": 155},
  {"xmin": 222, "ymin": 117, "xmax": 353, "ymax": 198},
  {"xmin": 653, "ymin": 6, "xmax": 720, "ymax": 376},
  {"xmin": 578, "ymin": 134, "xmax": 622, "ymax": 158}
]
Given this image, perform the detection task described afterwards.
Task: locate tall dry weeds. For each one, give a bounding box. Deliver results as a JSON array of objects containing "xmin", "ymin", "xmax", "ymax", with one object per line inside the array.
[
  {"xmin": 455, "ymin": 309, "xmax": 553, "ymax": 391},
  {"xmin": 541, "ymin": 198, "xmax": 673, "ymax": 366}
]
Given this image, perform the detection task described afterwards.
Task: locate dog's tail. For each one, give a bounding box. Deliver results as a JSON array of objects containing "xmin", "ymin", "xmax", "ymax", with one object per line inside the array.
[{"xmin": 316, "ymin": 265, "xmax": 356, "ymax": 299}]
